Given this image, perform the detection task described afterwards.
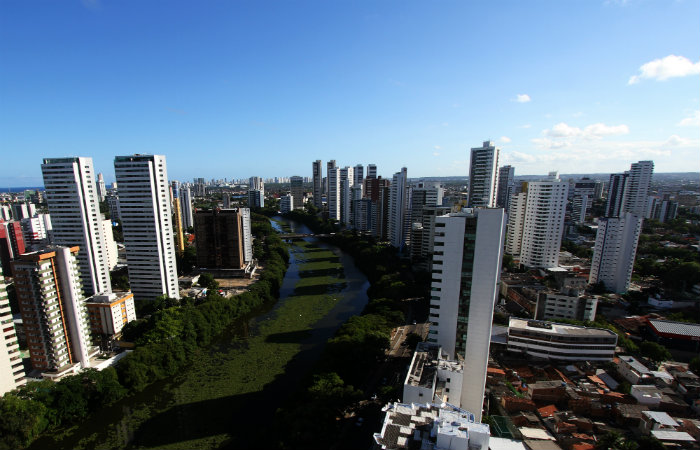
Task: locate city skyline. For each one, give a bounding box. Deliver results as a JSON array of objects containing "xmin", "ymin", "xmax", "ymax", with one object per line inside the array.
[{"xmin": 1, "ymin": 1, "xmax": 698, "ymax": 187}]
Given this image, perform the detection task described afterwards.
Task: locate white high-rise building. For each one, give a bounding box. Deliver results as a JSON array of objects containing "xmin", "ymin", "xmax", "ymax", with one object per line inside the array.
[
  {"xmin": 114, "ymin": 155, "xmax": 179, "ymax": 301},
  {"xmin": 505, "ymin": 191, "xmax": 527, "ymax": 256},
  {"xmin": 340, "ymin": 166, "xmax": 354, "ymax": 224},
  {"xmin": 623, "ymin": 161, "xmax": 654, "ymax": 216},
  {"xmin": 507, "ymin": 173, "xmax": 568, "ymax": 268},
  {"xmin": 366, "ymin": 164, "xmax": 377, "ymax": 180},
  {"xmin": 20, "ymin": 214, "xmax": 52, "ymax": 250},
  {"xmin": 240, "ymin": 208, "xmax": 253, "ymax": 263},
  {"xmin": 427, "ymin": 209, "xmax": 506, "ymax": 421},
  {"xmin": 467, "ymin": 141, "xmax": 499, "ymax": 208},
  {"xmin": 353, "ymin": 164, "xmax": 364, "ymax": 186},
  {"xmin": 41, "ymin": 157, "xmax": 112, "ymax": 296},
  {"xmin": 389, "ymin": 167, "xmax": 409, "ymax": 249},
  {"xmin": 96, "ymin": 172, "xmax": 107, "ymax": 202},
  {"xmin": 180, "ymin": 186, "xmax": 194, "ymax": 229},
  {"xmin": 589, "ymin": 212, "xmax": 643, "ymax": 293},
  {"xmin": 101, "ymin": 216, "xmax": 118, "ymax": 270},
  {"xmin": 328, "ymin": 165, "xmax": 340, "ymax": 221},
  {"xmin": 0, "ymin": 264, "xmax": 25, "ymax": 394},
  {"xmin": 312, "ymin": 160, "xmax": 323, "ymax": 209},
  {"xmin": 496, "ymin": 165, "xmax": 515, "ymax": 212}
]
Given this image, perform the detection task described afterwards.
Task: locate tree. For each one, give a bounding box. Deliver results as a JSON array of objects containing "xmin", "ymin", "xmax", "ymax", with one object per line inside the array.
[
  {"xmin": 404, "ymin": 332, "xmax": 423, "ymax": 350},
  {"xmin": 198, "ymin": 272, "xmax": 219, "ymax": 290},
  {"xmin": 688, "ymin": 356, "xmax": 699, "ymax": 374},
  {"xmin": 639, "ymin": 341, "xmax": 671, "ymax": 365},
  {"xmin": 637, "ymin": 436, "xmax": 665, "ymax": 450}
]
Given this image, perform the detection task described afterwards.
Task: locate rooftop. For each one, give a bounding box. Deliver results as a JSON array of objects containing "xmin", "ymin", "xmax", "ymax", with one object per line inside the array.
[
  {"xmin": 647, "ymin": 319, "xmax": 700, "ymax": 338},
  {"xmin": 643, "ymin": 411, "xmax": 679, "ymax": 427},
  {"xmin": 509, "ymin": 318, "xmax": 617, "ymax": 338}
]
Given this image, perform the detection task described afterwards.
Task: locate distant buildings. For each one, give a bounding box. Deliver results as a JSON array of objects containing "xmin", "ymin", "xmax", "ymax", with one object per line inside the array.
[
  {"xmin": 21, "ymin": 214, "xmax": 52, "ymax": 250},
  {"xmin": 180, "ymin": 186, "xmax": 194, "ymax": 228},
  {"xmin": 96, "ymin": 172, "xmax": 107, "ymax": 202},
  {"xmin": 389, "ymin": 167, "xmax": 409, "ymax": 249},
  {"xmin": 290, "ymin": 176, "xmax": 304, "ymax": 210},
  {"xmin": 605, "ymin": 160, "xmax": 654, "ymax": 218},
  {"xmin": 312, "ymin": 160, "xmax": 323, "ymax": 209},
  {"xmin": 280, "ymin": 194, "xmax": 294, "ymax": 214},
  {"xmin": 0, "ymin": 264, "xmax": 25, "ymax": 394},
  {"xmin": 42, "ymin": 157, "xmax": 112, "ymax": 296},
  {"xmin": 589, "ymin": 212, "xmax": 643, "ymax": 293},
  {"xmin": 506, "ymin": 172, "xmax": 568, "ymax": 269},
  {"xmin": 114, "ymin": 154, "xmax": 179, "ymax": 301},
  {"xmin": 0, "ymin": 221, "xmax": 26, "ymax": 276},
  {"xmin": 248, "ymin": 176, "xmax": 265, "ymax": 208},
  {"xmin": 467, "ymin": 141, "xmax": 499, "ymax": 208},
  {"xmin": 327, "ymin": 161, "xmax": 340, "ymax": 221},
  {"xmin": 339, "ymin": 166, "xmax": 354, "ymax": 224},
  {"xmin": 535, "ymin": 291, "xmax": 598, "ymax": 322},
  {"xmin": 428, "ymin": 209, "xmax": 506, "ymax": 421},
  {"xmin": 195, "ymin": 208, "xmax": 253, "ymax": 272},
  {"xmin": 409, "ymin": 181, "xmax": 447, "ymax": 271},
  {"xmin": 12, "ymin": 247, "xmax": 98, "ymax": 378},
  {"xmin": 507, "ymin": 318, "xmax": 617, "ymax": 362}
]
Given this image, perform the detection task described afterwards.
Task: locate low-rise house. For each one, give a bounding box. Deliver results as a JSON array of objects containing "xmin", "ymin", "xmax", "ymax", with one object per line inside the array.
[
  {"xmin": 631, "ymin": 385, "xmax": 663, "ymax": 407},
  {"xmin": 617, "ymin": 355, "xmax": 654, "ymax": 384},
  {"xmin": 639, "ymin": 410, "xmax": 680, "ymax": 435},
  {"xmin": 526, "ymin": 381, "xmax": 568, "ymax": 404}
]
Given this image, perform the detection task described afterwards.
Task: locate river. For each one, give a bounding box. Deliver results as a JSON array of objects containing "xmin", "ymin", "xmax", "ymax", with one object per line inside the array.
[{"xmin": 29, "ymin": 216, "xmax": 369, "ymax": 450}]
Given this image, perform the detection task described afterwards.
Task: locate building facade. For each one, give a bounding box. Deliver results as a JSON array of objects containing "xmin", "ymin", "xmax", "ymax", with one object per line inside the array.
[
  {"xmin": 389, "ymin": 167, "xmax": 409, "ymax": 249},
  {"xmin": 312, "ymin": 160, "xmax": 323, "ymax": 209},
  {"xmin": 114, "ymin": 155, "xmax": 179, "ymax": 301},
  {"xmin": 427, "ymin": 209, "xmax": 506, "ymax": 421},
  {"xmin": 86, "ymin": 292, "xmax": 136, "ymax": 338},
  {"xmin": 195, "ymin": 208, "xmax": 250, "ymax": 271},
  {"xmin": 467, "ymin": 141, "xmax": 499, "ymax": 208},
  {"xmin": 0, "ymin": 264, "xmax": 25, "ymax": 394},
  {"xmin": 41, "ymin": 157, "xmax": 111, "ymax": 296},
  {"xmin": 290, "ymin": 176, "xmax": 304, "ymax": 210},
  {"xmin": 589, "ymin": 212, "xmax": 643, "ymax": 293},
  {"xmin": 496, "ymin": 165, "xmax": 515, "ymax": 212}
]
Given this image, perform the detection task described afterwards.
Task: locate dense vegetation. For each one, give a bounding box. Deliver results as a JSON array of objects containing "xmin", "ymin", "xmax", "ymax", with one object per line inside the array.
[
  {"xmin": 274, "ymin": 216, "xmax": 426, "ymax": 449},
  {"xmin": 0, "ymin": 213, "xmax": 288, "ymax": 450}
]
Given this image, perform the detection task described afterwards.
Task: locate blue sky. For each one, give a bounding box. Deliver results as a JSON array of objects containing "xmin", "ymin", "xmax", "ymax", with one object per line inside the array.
[{"xmin": 1, "ymin": 0, "xmax": 698, "ymax": 187}]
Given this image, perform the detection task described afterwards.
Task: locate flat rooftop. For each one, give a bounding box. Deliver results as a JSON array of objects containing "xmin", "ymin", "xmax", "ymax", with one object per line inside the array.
[{"xmin": 509, "ymin": 318, "xmax": 617, "ymax": 338}]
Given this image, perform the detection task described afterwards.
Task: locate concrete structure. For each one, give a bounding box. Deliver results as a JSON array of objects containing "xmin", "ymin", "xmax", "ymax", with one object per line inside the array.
[
  {"xmin": 467, "ymin": 141, "xmax": 499, "ymax": 208},
  {"xmin": 12, "ymin": 247, "xmax": 97, "ymax": 377},
  {"xmin": 42, "ymin": 157, "xmax": 112, "ymax": 296},
  {"xmin": 505, "ymin": 190, "xmax": 527, "ymax": 257},
  {"xmin": 86, "ymin": 291, "xmax": 136, "ymax": 337},
  {"xmin": 605, "ymin": 161, "xmax": 654, "ymax": 218},
  {"xmin": 195, "ymin": 208, "xmax": 251, "ymax": 271},
  {"xmin": 171, "ymin": 197, "xmax": 185, "ymax": 254},
  {"xmin": 409, "ymin": 182, "xmax": 447, "ymax": 271},
  {"xmin": 20, "ymin": 214, "xmax": 52, "ymax": 250},
  {"xmin": 11, "ymin": 202, "xmax": 30, "ymax": 220},
  {"xmin": 327, "ymin": 163, "xmax": 340, "ymax": 221},
  {"xmin": 374, "ymin": 402, "xmax": 490, "ymax": 450},
  {"xmin": 535, "ymin": 292, "xmax": 598, "ymax": 322},
  {"xmin": 507, "ymin": 173, "xmax": 568, "ymax": 269},
  {"xmin": 290, "ymin": 176, "xmax": 304, "ymax": 210},
  {"xmin": 0, "ymin": 221, "xmax": 26, "ymax": 276},
  {"xmin": 353, "ymin": 164, "xmax": 364, "ymax": 186},
  {"xmin": 248, "ymin": 189, "xmax": 264, "ymax": 208},
  {"xmin": 180, "ymin": 186, "xmax": 194, "ymax": 228},
  {"xmin": 339, "ymin": 166, "xmax": 354, "ymax": 224},
  {"xmin": 0, "ymin": 264, "xmax": 25, "ymax": 394},
  {"xmin": 349, "ymin": 184, "xmax": 364, "ymax": 229},
  {"xmin": 589, "ymin": 212, "xmax": 643, "ymax": 293},
  {"xmin": 389, "ymin": 167, "xmax": 409, "ymax": 249},
  {"xmin": 366, "ymin": 176, "xmax": 391, "ymax": 239},
  {"xmin": 312, "ymin": 160, "xmax": 323, "ymax": 209},
  {"xmin": 616, "ymin": 355, "xmax": 653, "ymax": 384},
  {"xmin": 280, "ymin": 194, "xmax": 294, "ymax": 214},
  {"xmin": 366, "ymin": 164, "xmax": 377, "ymax": 180},
  {"xmin": 507, "ymin": 318, "xmax": 617, "ymax": 362},
  {"xmin": 496, "ymin": 165, "xmax": 515, "ymax": 212},
  {"xmin": 648, "ymin": 195, "xmax": 678, "ymax": 223},
  {"xmin": 428, "ymin": 209, "xmax": 506, "ymax": 421},
  {"xmin": 106, "ymin": 193, "xmax": 120, "ymax": 221},
  {"xmin": 403, "ymin": 342, "xmax": 464, "ymax": 406},
  {"xmin": 96, "ymin": 172, "xmax": 107, "ymax": 201},
  {"xmin": 101, "ymin": 216, "xmax": 119, "ymax": 270},
  {"xmin": 571, "ymin": 178, "xmax": 596, "ymax": 224},
  {"xmin": 114, "ymin": 155, "xmax": 179, "ymax": 301}
]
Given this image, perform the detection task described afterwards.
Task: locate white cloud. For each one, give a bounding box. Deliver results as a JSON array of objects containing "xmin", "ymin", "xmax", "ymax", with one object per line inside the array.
[
  {"xmin": 441, "ymin": 122, "xmax": 449, "ymax": 127},
  {"xmin": 543, "ymin": 122, "xmax": 629, "ymax": 140},
  {"xmin": 518, "ymin": 124, "xmax": 532, "ymax": 129},
  {"xmin": 678, "ymin": 110, "xmax": 700, "ymax": 127},
  {"xmin": 433, "ymin": 152, "xmax": 441, "ymax": 156},
  {"xmin": 514, "ymin": 94, "xmax": 531, "ymax": 103},
  {"xmin": 628, "ymin": 55, "xmax": 700, "ymax": 84},
  {"xmin": 434, "ymin": 145, "xmax": 441, "ymax": 150},
  {"xmin": 500, "ymin": 136, "xmax": 512, "ymax": 143},
  {"xmin": 664, "ymin": 135, "xmax": 693, "ymax": 147}
]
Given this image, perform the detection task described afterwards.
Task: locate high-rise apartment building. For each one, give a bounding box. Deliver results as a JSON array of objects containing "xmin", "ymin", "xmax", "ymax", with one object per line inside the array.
[
  {"xmin": 496, "ymin": 165, "xmax": 515, "ymax": 212},
  {"xmin": 506, "ymin": 173, "xmax": 568, "ymax": 268},
  {"xmin": 21, "ymin": 214, "xmax": 53, "ymax": 250},
  {"xmin": 195, "ymin": 208, "xmax": 252, "ymax": 272},
  {"xmin": 280, "ymin": 194, "xmax": 294, "ymax": 214},
  {"xmin": 589, "ymin": 212, "xmax": 643, "ymax": 293},
  {"xmin": 366, "ymin": 164, "xmax": 377, "ymax": 180},
  {"xmin": 624, "ymin": 161, "xmax": 654, "ymax": 216},
  {"xmin": 101, "ymin": 216, "xmax": 118, "ymax": 270},
  {"xmin": 327, "ymin": 165, "xmax": 340, "ymax": 221},
  {"xmin": 13, "ymin": 246, "xmax": 97, "ymax": 377},
  {"xmin": 389, "ymin": 168, "xmax": 409, "ymax": 249},
  {"xmin": 180, "ymin": 186, "xmax": 194, "ymax": 229},
  {"xmin": 312, "ymin": 160, "xmax": 323, "ymax": 209},
  {"xmin": 114, "ymin": 155, "xmax": 179, "ymax": 301},
  {"xmin": 467, "ymin": 141, "xmax": 499, "ymax": 208},
  {"xmin": 409, "ymin": 182, "xmax": 445, "ymax": 270},
  {"xmin": 0, "ymin": 221, "xmax": 26, "ymax": 276},
  {"xmin": 290, "ymin": 176, "xmax": 304, "ymax": 210},
  {"xmin": 41, "ymin": 157, "xmax": 111, "ymax": 296},
  {"xmin": 427, "ymin": 209, "xmax": 506, "ymax": 421},
  {"xmin": 86, "ymin": 292, "xmax": 137, "ymax": 340},
  {"xmin": 353, "ymin": 164, "xmax": 364, "ymax": 186},
  {"xmin": 96, "ymin": 173, "xmax": 107, "ymax": 202},
  {"xmin": 340, "ymin": 167, "xmax": 354, "ymax": 224},
  {"xmin": 0, "ymin": 263, "xmax": 25, "ymax": 394}
]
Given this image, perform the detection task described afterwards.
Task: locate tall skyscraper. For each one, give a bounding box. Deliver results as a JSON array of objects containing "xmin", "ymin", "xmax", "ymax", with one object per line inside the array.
[
  {"xmin": 339, "ymin": 166, "xmax": 354, "ymax": 224},
  {"xmin": 496, "ymin": 165, "xmax": 515, "ymax": 212},
  {"xmin": 114, "ymin": 155, "xmax": 179, "ymax": 301},
  {"xmin": 96, "ymin": 173, "xmax": 107, "ymax": 202},
  {"xmin": 467, "ymin": 141, "xmax": 499, "ymax": 208},
  {"xmin": 506, "ymin": 173, "xmax": 568, "ymax": 268},
  {"xmin": 366, "ymin": 164, "xmax": 377, "ymax": 180},
  {"xmin": 605, "ymin": 173, "xmax": 628, "ymax": 218},
  {"xmin": 427, "ymin": 209, "xmax": 506, "ymax": 421},
  {"xmin": 180, "ymin": 186, "xmax": 194, "ymax": 229},
  {"xmin": 409, "ymin": 182, "xmax": 446, "ymax": 271},
  {"xmin": 0, "ymin": 262, "xmax": 25, "ymax": 394},
  {"xmin": 353, "ymin": 164, "xmax": 364, "ymax": 186},
  {"xmin": 290, "ymin": 176, "xmax": 304, "ymax": 210},
  {"xmin": 589, "ymin": 212, "xmax": 643, "ymax": 293},
  {"xmin": 41, "ymin": 157, "xmax": 111, "ymax": 296},
  {"xmin": 13, "ymin": 246, "xmax": 97, "ymax": 376},
  {"xmin": 624, "ymin": 161, "xmax": 654, "ymax": 216},
  {"xmin": 389, "ymin": 168, "xmax": 409, "ymax": 249},
  {"xmin": 328, "ymin": 165, "xmax": 340, "ymax": 221},
  {"xmin": 312, "ymin": 160, "xmax": 323, "ymax": 210},
  {"xmin": 195, "ymin": 208, "xmax": 251, "ymax": 271}
]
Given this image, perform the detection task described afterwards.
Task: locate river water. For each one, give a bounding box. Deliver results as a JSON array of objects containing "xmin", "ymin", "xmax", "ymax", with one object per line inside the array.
[{"xmin": 29, "ymin": 216, "xmax": 369, "ymax": 450}]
